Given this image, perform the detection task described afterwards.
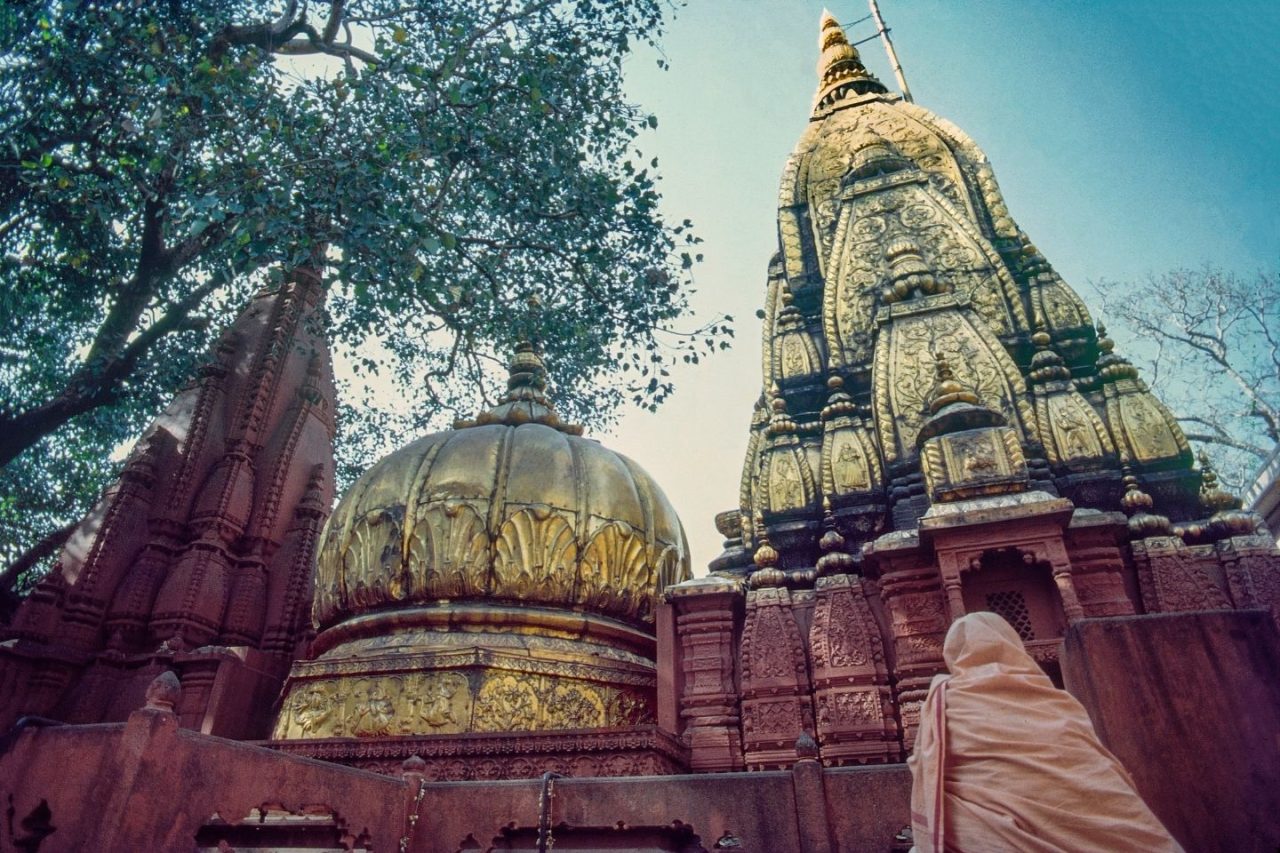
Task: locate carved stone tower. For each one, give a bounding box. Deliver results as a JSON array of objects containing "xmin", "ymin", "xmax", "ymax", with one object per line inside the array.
[
  {"xmin": 0, "ymin": 268, "xmax": 336, "ymax": 738},
  {"xmin": 668, "ymin": 11, "xmax": 1280, "ymax": 768}
]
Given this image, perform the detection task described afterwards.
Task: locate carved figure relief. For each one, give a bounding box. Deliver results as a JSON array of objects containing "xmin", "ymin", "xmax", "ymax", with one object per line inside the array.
[
  {"xmin": 1118, "ymin": 395, "xmax": 1182, "ymax": 463},
  {"xmin": 292, "ymin": 685, "xmax": 334, "ymax": 736},
  {"xmin": 767, "ymin": 452, "xmax": 810, "ymax": 513},
  {"xmin": 829, "ymin": 433, "xmax": 871, "ymax": 493},
  {"xmin": 1047, "ymin": 395, "xmax": 1104, "ymax": 463},
  {"xmin": 783, "ymin": 338, "xmax": 807, "ymax": 378},
  {"xmin": 352, "ymin": 679, "xmax": 397, "ymax": 737},
  {"xmin": 414, "ymin": 673, "xmax": 469, "ymax": 729}
]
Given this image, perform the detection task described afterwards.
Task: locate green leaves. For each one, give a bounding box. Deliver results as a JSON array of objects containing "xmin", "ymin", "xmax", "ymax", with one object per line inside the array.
[{"xmin": 0, "ymin": 0, "xmax": 730, "ymax": 590}]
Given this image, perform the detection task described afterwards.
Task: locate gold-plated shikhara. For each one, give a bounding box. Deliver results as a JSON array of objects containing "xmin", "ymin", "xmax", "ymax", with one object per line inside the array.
[
  {"xmin": 732, "ymin": 13, "xmax": 1194, "ymax": 564},
  {"xmin": 275, "ymin": 344, "xmax": 691, "ymax": 740}
]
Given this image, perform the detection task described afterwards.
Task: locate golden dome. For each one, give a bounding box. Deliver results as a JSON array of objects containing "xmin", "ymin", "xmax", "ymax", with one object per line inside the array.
[
  {"xmin": 312, "ymin": 344, "xmax": 691, "ymax": 634},
  {"xmin": 273, "ymin": 346, "xmax": 690, "ymax": 742}
]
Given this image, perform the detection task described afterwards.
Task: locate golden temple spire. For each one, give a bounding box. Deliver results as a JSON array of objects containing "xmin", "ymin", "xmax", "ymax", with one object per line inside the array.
[{"xmin": 814, "ymin": 9, "xmax": 886, "ymax": 112}]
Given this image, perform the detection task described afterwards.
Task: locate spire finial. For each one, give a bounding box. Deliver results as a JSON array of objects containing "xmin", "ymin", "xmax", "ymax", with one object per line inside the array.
[
  {"xmin": 814, "ymin": 10, "xmax": 886, "ymax": 112},
  {"xmin": 928, "ymin": 353, "xmax": 979, "ymax": 414}
]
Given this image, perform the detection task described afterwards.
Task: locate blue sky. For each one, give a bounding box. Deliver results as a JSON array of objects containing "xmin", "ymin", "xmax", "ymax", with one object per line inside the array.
[{"xmin": 604, "ymin": 1, "xmax": 1280, "ymax": 571}]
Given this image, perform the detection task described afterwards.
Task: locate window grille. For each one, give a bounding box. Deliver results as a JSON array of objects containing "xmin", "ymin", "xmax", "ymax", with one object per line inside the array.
[{"xmin": 985, "ymin": 589, "xmax": 1034, "ymax": 641}]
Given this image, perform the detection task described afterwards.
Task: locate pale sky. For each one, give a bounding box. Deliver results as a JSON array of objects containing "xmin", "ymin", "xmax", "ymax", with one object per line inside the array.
[{"xmin": 604, "ymin": 0, "xmax": 1280, "ymax": 572}]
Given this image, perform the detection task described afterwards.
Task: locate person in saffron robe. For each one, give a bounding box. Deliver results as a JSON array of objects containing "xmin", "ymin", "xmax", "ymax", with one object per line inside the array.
[{"xmin": 908, "ymin": 611, "xmax": 1182, "ymax": 853}]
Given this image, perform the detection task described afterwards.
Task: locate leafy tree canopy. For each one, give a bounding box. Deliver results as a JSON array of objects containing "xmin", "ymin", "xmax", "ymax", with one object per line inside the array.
[{"xmin": 0, "ymin": 0, "xmax": 729, "ymax": 593}]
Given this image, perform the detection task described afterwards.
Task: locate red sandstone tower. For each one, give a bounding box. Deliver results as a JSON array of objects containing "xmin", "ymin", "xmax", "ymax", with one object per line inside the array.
[{"xmin": 0, "ymin": 268, "xmax": 335, "ymax": 738}]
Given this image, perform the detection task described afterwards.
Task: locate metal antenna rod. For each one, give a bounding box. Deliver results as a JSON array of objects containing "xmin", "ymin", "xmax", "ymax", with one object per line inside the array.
[{"xmin": 866, "ymin": 0, "xmax": 914, "ymax": 103}]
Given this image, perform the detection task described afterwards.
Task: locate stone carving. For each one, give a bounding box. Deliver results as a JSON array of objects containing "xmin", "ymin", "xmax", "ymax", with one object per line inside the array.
[
  {"xmin": 817, "ymin": 690, "xmax": 881, "ymax": 727},
  {"xmin": 273, "ymin": 728, "xmax": 687, "ymax": 780},
  {"xmin": 742, "ymin": 699, "xmax": 804, "ymax": 737},
  {"xmin": 1146, "ymin": 547, "xmax": 1232, "ymax": 612}
]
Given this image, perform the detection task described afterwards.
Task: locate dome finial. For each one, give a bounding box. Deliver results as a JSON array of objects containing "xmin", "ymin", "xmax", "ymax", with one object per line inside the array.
[
  {"xmin": 504, "ymin": 340, "xmax": 548, "ymax": 396},
  {"xmin": 458, "ymin": 342, "xmax": 583, "ymax": 435}
]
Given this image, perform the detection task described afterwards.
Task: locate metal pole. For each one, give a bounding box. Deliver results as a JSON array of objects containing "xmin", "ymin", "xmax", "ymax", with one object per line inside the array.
[{"xmin": 867, "ymin": 0, "xmax": 914, "ymax": 103}]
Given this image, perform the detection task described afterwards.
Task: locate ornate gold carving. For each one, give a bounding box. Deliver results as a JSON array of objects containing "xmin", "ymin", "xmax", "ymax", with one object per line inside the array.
[
  {"xmin": 406, "ymin": 500, "xmax": 489, "ymax": 599},
  {"xmin": 830, "ymin": 433, "xmax": 871, "ymax": 493},
  {"xmin": 414, "ymin": 672, "xmax": 469, "ymax": 730},
  {"xmin": 769, "ymin": 454, "xmax": 804, "ymax": 511},
  {"xmin": 873, "ymin": 304, "xmax": 1034, "ymax": 462},
  {"xmin": 274, "ymin": 666, "xmax": 653, "ymax": 740},
  {"xmin": 491, "ymin": 505, "xmax": 577, "ymax": 603},
  {"xmin": 1043, "ymin": 394, "xmax": 1108, "ymax": 465},
  {"xmin": 544, "ymin": 683, "xmax": 606, "ymax": 729},
  {"xmin": 577, "ymin": 521, "xmax": 652, "ymax": 621},
  {"xmin": 1118, "ymin": 394, "xmax": 1182, "ymax": 463},
  {"xmin": 474, "ymin": 674, "xmax": 540, "ymax": 732}
]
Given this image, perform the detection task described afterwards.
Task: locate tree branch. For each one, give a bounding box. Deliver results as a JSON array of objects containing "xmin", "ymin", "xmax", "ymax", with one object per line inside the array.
[{"xmin": 0, "ymin": 520, "xmax": 77, "ymax": 598}]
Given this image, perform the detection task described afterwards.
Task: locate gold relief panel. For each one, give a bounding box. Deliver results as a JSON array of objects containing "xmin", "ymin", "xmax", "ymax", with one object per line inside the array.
[
  {"xmin": 275, "ymin": 669, "xmax": 653, "ymax": 740},
  {"xmin": 765, "ymin": 447, "xmax": 813, "ymax": 514},
  {"xmin": 544, "ymin": 682, "xmax": 607, "ymax": 729},
  {"xmin": 825, "ymin": 427, "xmax": 876, "ymax": 495},
  {"xmin": 411, "ymin": 672, "xmax": 470, "ymax": 732},
  {"xmin": 405, "ymin": 500, "xmax": 489, "ymax": 599},
  {"xmin": 1032, "ymin": 274, "xmax": 1092, "ymax": 334},
  {"xmin": 1116, "ymin": 392, "xmax": 1184, "ymax": 463},
  {"xmin": 875, "ymin": 307, "xmax": 1033, "ymax": 461},
  {"xmin": 491, "ymin": 505, "xmax": 577, "ymax": 604},
  {"xmin": 273, "ymin": 671, "xmax": 475, "ymax": 740},
  {"xmin": 923, "ymin": 425, "xmax": 1028, "ymax": 502},
  {"xmin": 473, "ymin": 674, "xmax": 540, "ymax": 732},
  {"xmin": 1040, "ymin": 393, "xmax": 1111, "ymax": 467}
]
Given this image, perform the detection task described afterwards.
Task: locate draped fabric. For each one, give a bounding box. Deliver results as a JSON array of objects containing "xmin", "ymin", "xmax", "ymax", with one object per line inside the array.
[{"xmin": 908, "ymin": 612, "xmax": 1182, "ymax": 853}]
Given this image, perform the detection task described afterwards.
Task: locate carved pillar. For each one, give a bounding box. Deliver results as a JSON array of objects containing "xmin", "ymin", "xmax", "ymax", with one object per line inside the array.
[
  {"xmin": 1064, "ymin": 513, "xmax": 1136, "ymax": 617},
  {"xmin": 739, "ymin": 584, "xmax": 815, "ymax": 770},
  {"xmin": 1045, "ymin": 539, "xmax": 1085, "ymax": 623},
  {"xmin": 666, "ymin": 577, "xmax": 744, "ymax": 772},
  {"xmin": 809, "ymin": 574, "xmax": 900, "ymax": 764}
]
